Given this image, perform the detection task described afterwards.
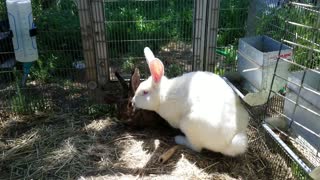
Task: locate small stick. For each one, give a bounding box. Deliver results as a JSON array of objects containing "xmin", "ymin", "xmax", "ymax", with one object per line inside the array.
[{"xmin": 158, "ymin": 145, "xmax": 179, "ymax": 164}]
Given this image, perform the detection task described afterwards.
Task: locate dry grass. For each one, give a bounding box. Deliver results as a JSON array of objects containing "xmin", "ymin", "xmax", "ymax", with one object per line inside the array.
[{"xmin": 0, "ymin": 111, "xmax": 295, "ymax": 180}]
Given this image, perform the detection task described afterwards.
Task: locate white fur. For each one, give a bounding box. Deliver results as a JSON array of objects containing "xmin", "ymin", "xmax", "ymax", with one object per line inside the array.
[
  {"xmin": 132, "ymin": 47, "xmax": 249, "ymax": 156},
  {"xmin": 144, "ymin": 47, "xmax": 155, "ymax": 64}
]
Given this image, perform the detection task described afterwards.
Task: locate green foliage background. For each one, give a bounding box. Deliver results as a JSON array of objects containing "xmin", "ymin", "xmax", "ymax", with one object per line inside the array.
[{"xmin": 0, "ymin": 0, "xmax": 252, "ymax": 80}]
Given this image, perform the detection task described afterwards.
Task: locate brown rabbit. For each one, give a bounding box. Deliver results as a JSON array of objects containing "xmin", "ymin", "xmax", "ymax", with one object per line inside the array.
[{"xmin": 104, "ymin": 68, "xmax": 172, "ymax": 129}]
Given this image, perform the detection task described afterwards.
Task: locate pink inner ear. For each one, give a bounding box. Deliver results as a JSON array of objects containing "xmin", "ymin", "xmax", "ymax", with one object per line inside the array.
[{"xmin": 149, "ymin": 59, "xmax": 164, "ymax": 83}]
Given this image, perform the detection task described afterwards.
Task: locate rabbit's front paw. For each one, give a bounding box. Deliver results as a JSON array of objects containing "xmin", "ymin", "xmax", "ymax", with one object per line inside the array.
[{"xmin": 174, "ymin": 135, "xmax": 201, "ymax": 152}]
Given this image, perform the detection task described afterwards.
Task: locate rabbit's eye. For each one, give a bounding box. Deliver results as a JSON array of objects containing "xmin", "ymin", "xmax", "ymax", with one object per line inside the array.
[{"xmin": 143, "ymin": 90, "xmax": 148, "ymax": 95}]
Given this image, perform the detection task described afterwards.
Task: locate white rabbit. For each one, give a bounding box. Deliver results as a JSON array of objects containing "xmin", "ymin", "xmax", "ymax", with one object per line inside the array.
[{"xmin": 131, "ymin": 47, "xmax": 249, "ymax": 156}]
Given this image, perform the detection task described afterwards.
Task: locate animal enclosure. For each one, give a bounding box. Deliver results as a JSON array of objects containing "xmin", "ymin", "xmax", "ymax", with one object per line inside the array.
[{"xmin": 0, "ymin": 0, "xmax": 319, "ymax": 179}]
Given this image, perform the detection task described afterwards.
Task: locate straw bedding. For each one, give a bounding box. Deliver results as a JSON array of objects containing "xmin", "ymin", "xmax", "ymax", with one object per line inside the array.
[{"xmin": 0, "ymin": 108, "xmax": 295, "ymax": 180}]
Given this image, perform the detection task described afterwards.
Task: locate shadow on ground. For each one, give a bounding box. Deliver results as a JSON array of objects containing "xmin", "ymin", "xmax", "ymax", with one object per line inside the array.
[{"xmin": 0, "ymin": 109, "xmax": 295, "ymax": 180}]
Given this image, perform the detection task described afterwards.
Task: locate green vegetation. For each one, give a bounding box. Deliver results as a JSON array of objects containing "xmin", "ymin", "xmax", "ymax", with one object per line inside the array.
[
  {"xmin": 256, "ymin": 3, "xmax": 320, "ymax": 69},
  {"xmin": 105, "ymin": 0, "xmax": 193, "ymax": 58},
  {"xmin": 291, "ymin": 163, "xmax": 312, "ymax": 180},
  {"xmin": 86, "ymin": 104, "xmax": 117, "ymax": 118},
  {"xmin": 0, "ymin": 0, "xmax": 253, "ymax": 114},
  {"xmin": 2, "ymin": 0, "xmax": 317, "ymax": 117},
  {"xmin": 10, "ymin": 68, "xmax": 43, "ymax": 114},
  {"xmin": 0, "ymin": 0, "xmax": 249, "ymax": 82}
]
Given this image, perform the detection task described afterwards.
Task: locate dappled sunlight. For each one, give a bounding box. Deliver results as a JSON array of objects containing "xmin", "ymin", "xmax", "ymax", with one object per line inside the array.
[
  {"xmin": 84, "ymin": 118, "xmax": 115, "ymax": 133},
  {"xmin": 85, "ymin": 144, "xmax": 115, "ymax": 171},
  {"xmin": 0, "ymin": 111, "xmax": 293, "ymax": 179},
  {"xmin": 171, "ymin": 154, "xmax": 211, "ymax": 179},
  {"xmin": 42, "ymin": 138, "xmax": 79, "ymax": 171},
  {"xmin": 1, "ymin": 129, "xmax": 40, "ymax": 161},
  {"xmin": 115, "ymin": 138, "xmax": 156, "ymax": 169}
]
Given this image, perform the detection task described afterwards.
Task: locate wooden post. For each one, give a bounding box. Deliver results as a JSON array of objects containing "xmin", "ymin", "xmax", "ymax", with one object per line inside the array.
[
  {"xmin": 204, "ymin": 0, "xmax": 220, "ymax": 71},
  {"xmin": 193, "ymin": 0, "xmax": 220, "ymax": 71},
  {"xmin": 192, "ymin": 0, "xmax": 207, "ymax": 71},
  {"xmin": 91, "ymin": 0, "xmax": 110, "ymax": 85},
  {"xmin": 77, "ymin": 0, "xmax": 109, "ymax": 92},
  {"xmin": 77, "ymin": 0, "xmax": 98, "ymax": 90}
]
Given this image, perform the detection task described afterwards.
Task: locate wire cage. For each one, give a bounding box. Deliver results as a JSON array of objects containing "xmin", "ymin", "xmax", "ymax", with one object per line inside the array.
[
  {"xmin": 0, "ymin": 0, "xmax": 93, "ymax": 115},
  {"xmin": 103, "ymin": 0, "xmax": 249, "ymax": 79},
  {"xmin": 0, "ymin": 0, "xmax": 250, "ymax": 114},
  {"xmin": 104, "ymin": 0, "xmax": 194, "ymax": 80},
  {"xmin": 0, "ymin": 0, "xmax": 319, "ymax": 179},
  {"xmin": 246, "ymin": 0, "xmax": 320, "ymax": 179}
]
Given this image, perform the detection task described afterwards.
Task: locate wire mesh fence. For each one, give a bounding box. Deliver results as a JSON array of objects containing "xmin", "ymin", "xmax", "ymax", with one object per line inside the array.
[
  {"xmin": 104, "ymin": 0, "xmax": 194, "ymax": 80},
  {"xmin": 245, "ymin": 0, "xmax": 320, "ymax": 179},
  {"xmin": 0, "ymin": 0, "xmax": 91, "ymax": 115},
  {"xmin": 0, "ymin": 0, "xmax": 319, "ymax": 178},
  {"xmin": 0, "ymin": 0, "xmax": 251, "ymax": 115},
  {"xmin": 209, "ymin": 0, "xmax": 250, "ymax": 74}
]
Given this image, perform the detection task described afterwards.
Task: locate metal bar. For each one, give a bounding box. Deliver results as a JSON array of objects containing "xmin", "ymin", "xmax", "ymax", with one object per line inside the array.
[
  {"xmin": 222, "ymin": 77, "xmax": 244, "ymax": 99},
  {"xmin": 262, "ymin": 123, "xmax": 312, "ymax": 173},
  {"xmin": 290, "ymin": 2, "xmax": 319, "ymax": 9},
  {"xmin": 267, "ymin": 106, "xmax": 320, "ymax": 139},
  {"xmin": 264, "ymin": 3, "xmax": 291, "ymax": 127},
  {"xmin": 269, "ymin": 89, "xmax": 320, "ymax": 122},
  {"xmin": 282, "ymin": 39, "xmax": 320, "ymax": 53},
  {"xmin": 288, "ymin": 69, "xmax": 307, "ymax": 130},
  {"xmin": 287, "ymin": 21, "xmax": 320, "ymax": 30},
  {"xmin": 255, "ymin": 16, "xmax": 320, "ymax": 48}
]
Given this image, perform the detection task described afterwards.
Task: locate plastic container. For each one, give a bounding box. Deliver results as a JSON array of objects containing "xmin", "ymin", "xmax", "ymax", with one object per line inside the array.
[
  {"xmin": 237, "ymin": 35, "xmax": 292, "ymax": 93},
  {"xmin": 6, "ymin": 0, "xmax": 38, "ymax": 62}
]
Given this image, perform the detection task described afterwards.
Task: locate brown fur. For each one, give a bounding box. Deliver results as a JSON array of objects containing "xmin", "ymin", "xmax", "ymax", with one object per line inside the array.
[{"xmin": 104, "ymin": 68, "xmax": 172, "ymax": 129}]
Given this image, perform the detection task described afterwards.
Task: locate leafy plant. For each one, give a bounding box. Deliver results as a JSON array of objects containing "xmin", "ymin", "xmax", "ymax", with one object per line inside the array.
[
  {"xmin": 10, "ymin": 68, "xmax": 30, "ymax": 113},
  {"xmin": 165, "ymin": 64, "xmax": 184, "ymax": 78}
]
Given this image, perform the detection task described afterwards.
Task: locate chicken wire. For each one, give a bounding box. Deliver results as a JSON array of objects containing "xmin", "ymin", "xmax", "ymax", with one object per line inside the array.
[{"xmin": 247, "ymin": 0, "xmax": 319, "ymax": 179}]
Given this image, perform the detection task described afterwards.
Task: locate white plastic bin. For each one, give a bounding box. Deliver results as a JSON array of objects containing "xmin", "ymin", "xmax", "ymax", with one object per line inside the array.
[
  {"xmin": 6, "ymin": 0, "xmax": 38, "ymax": 62},
  {"xmin": 237, "ymin": 35, "xmax": 292, "ymax": 93}
]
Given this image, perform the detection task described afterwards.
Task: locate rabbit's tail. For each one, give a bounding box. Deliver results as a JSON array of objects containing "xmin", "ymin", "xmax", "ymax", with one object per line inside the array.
[
  {"xmin": 223, "ymin": 132, "xmax": 248, "ymax": 157},
  {"xmin": 144, "ymin": 47, "xmax": 155, "ymax": 64}
]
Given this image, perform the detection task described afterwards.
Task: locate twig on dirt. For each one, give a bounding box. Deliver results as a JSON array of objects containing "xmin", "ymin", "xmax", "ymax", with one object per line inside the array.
[{"xmin": 158, "ymin": 145, "xmax": 179, "ymax": 164}]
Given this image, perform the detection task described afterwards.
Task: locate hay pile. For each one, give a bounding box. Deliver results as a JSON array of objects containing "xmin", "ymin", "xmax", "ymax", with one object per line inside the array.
[{"xmin": 0, "ymin": 111, "xmax": 294, "ymax": 179}]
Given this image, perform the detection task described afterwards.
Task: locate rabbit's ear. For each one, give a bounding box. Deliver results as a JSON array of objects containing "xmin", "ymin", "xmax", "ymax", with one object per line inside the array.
[
  {"xmin": 131, "ymin": 68, "xmax": 141, "ymax": 92},
  {"xmin": 144, "ymin": 47, "xmax": 164, "ymax": 83},
  {"xmin": 149, "ymin": 59, "xmax": 164, "ymax": 84},
  {"xmin": 144, "ymin": 47, "xmax": 155, "ymax": 64}
]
